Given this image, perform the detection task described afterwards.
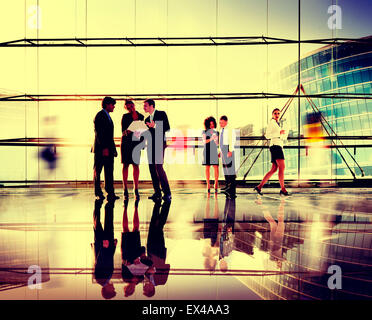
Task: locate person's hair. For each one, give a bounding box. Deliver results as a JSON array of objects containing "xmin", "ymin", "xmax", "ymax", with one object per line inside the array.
[
  {"xmin": 204, "ymin": 116, "xmax": 217, "ymax": 130},
  {"xmin": 220, "ymin": 115, "xmax": 228, "ymax": 122},
  {"xmin": 143, "ymin": 283, "xmax": 156, "ymax": 298},
  {"xmin": 125, "ymin": 100, "xmax": 134, "ymax": 107},
  {"xmin": 144, "ymin": 99, "xmax": 155, "ymax": 108},
  {"xmin": 101, "ymin": 286, "xmax": 116, "ymax": 300},
  {"xmin": 272, "ymin": 108, "xmax": 280, "ymax": 114},
  {"xmin": 102, "ymin": 96, "xmax": 116, "ymax": 109}
]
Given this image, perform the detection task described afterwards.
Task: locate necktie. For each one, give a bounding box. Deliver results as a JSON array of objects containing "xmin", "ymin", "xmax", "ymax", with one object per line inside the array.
[{"xmin": 220, "ymin": 128, "xmax": 224, "ymax": 147}]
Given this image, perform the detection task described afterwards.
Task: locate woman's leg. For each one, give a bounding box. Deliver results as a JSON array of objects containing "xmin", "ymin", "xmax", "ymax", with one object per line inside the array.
[
  {"xmin": 276, "ymin": 159, "xmax": 286, "ymax": 191},
  {"xmin": 122, "ymin": 164, "xmax": 129, "ymax": 191},
  {"xmin": 132, "ymin": 164, "xmax": 140, "ymax": 190},
  {"xmin": 213, "ymin": 165, "xmax": 219, "ymax": 190},
  {"xmin": 123, "ymin": 203, "xmax": 129, "ymax": 233},
  {"xmin": 258, "ymin": 163, "xmax": 278, "ymax": 189},
  {"xmin": 205, "ymin": 165, "xmax": 211, "ymax": 190},
  {"xmin": 133, "ymin": 202, "xmax": 139, "ymax": 232}
]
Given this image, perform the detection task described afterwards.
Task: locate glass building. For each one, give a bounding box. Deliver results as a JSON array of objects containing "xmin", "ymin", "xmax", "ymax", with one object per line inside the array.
[{"xmin": 241, "ymin": 37, "xmax": 372, "ymax": 181}]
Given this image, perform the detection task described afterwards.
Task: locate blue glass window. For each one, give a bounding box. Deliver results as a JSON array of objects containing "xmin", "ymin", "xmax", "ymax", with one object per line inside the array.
[
  {"xmin": 344, "ymin": 118, "xmax": 353, "ymax": 131},
  {"xmin": 355, "ymin": 84, "xmax": 364, "ymax": 94},
  {"xmin": 353, "ymin": 71, "xmax": 362, "ymax": 84},
  {"xmin": 361, "ymin": 69, "xmax": 370, "ymax": 82},
  {"xmin": 323, "ymin": 78, "xmax": 331, "ymax": 91},
  {"xmin": 320, "ymin": 64, "xmax": 329, "ymax": 77},
  {"xmin": 360, "ymin": 114, "xmax": 370, "ymax": 130},
  {"xmin": 345, "ymin": 72, "xmax": 354, "ymax": 86},
  {"xmin": 313, "ymin": 54, "xmax": 320, "ymax": 67},
  {"xmin": 349, "ymin": 101, "xmax": 358, "ymax": 115},
  {"xmin": 358, "ymin": 100, "xmax": 367, "ymax": 114},
  {"xmin": 337, "ymin": 74, "xmax": 346, "ymax": 88},
  {"xmin": 352, "ymin": 116, "xmax": 361, "ymax": 130},
  {"xmin": 306, "ymin": 56, "xmax": 313, "ymax": 68},
  {"xmin": 301, "ymin": 58, "xmax": 308, "ymax": 70},
  {"xmin": 363, "ymin": 83, "xmax": 371, "ymax": 94}
]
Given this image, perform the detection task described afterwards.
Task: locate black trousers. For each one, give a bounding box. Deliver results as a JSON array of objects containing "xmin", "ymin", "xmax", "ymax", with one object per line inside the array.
[
  {"xmin": 94, "ymin": 154, "xmax": 115, "ymax": 196},
  {"xmin": 148, "ymin": 146, "xmax": 171, "ymax": 196},
  {"xmin": 222, "ymin": 150, "xmax": 236, "ymax": 196}
]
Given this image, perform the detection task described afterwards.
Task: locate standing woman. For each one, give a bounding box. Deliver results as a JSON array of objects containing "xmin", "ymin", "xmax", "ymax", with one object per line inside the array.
[
  {"xmin": 254, "ymin": 108, "xmax": 290, "ymax": 196},
  {"xmin": 121, "ymin": 100, "xmax": 144, "ymax": 200},
  {"xmin": 202, "ymin": 117, "xmax": 219, "ymax": 193}
]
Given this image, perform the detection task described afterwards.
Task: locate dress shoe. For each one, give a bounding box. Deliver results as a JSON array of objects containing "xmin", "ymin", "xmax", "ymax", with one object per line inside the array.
[
  {"xmin": 148, "ymin": 193, "xmax": 162, "ymax": 200},
  {"xmin": 162, "ymin": 194, "xmax": 172, "ymax": 202},
  {"xmin": 107, "ymin": 194, "xmax": 120, "ymax": 200},
  {"xmin": 95, "ymin": 194, "xmax": 105, "ymax": 200},
  {"xmin": 221, "ymin": 184, "xmax": 229, "ymax": 191},
  {"xmin": 134, "ymin": 189, "xmax": 140, "ymax": 200},
  {"xmin": 124, "ymin": 189, "xmax": 129, "ymax": 200}
]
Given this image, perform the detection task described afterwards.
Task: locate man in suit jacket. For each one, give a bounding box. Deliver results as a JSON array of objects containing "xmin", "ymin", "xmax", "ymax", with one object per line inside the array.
[
  {"xmin": 143, "ymin": 99, "xmax": 171, "ymax": 201},
  {"xmin": 219, "ymin": 115, "xmax": 237, "ymax": 199},
  {"xmin": 92, "ymin": 97, "xmax": 119, "ymax": 200}
]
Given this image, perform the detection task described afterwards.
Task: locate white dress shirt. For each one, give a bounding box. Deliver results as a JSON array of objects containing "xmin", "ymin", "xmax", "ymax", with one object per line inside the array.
[
  {"xmin": 265, "ymin": 118, "xmax": 288, "ymax": 147},
  {"xmin": 219, "ymin": 125, "xmax": 236, "ymax": 149}
]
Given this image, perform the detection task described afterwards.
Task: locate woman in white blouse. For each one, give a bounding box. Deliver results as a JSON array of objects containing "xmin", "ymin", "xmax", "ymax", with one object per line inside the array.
[{"xmin": 254, "ymin": 108, "xmax": 290, "ymax": 196}]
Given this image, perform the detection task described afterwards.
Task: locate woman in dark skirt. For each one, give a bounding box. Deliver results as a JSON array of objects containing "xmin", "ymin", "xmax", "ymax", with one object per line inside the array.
[
  {"xmin": 202, "ymin": 116, "xmax": 219, "ymax": 193},
  {"xmin": 121, "ymin": 100, "xmax": 144, "ymax": 200}
]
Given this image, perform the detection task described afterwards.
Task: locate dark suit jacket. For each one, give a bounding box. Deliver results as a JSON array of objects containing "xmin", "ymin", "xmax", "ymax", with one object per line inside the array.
[
  {"xmin": 92, "ymin": 109, "xmax": 117, "ymax": 157},
  {"xmin": 145, "ymin": 110, "xmax": 170, "ymax": 150}
]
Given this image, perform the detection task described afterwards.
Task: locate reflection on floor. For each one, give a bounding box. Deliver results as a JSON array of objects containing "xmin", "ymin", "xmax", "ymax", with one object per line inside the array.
[{"xmin": 0, "ymin": 187, "xmax": 371, "ymax": 300}]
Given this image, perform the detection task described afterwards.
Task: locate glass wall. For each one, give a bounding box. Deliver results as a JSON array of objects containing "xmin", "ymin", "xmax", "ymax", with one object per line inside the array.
[{"xmin": 0, "ymin": 0, "xmax": 371, "ymax": 183}]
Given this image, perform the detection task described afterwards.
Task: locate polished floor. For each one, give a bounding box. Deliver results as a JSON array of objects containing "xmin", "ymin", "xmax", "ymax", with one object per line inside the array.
[{"xmin": 0, "ymin": 186, "xmax": 371, "ymax": 300}]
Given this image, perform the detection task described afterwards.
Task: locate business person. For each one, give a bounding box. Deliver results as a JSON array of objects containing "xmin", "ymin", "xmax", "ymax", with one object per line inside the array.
[
  {"xmin": 121, "ymin": 100, "xmax": 145, "ymax": 200},
  {"xmin": 254, "ymin": 108, "xmax": 290, "ymax": 196},
  {"xmin": 219, "ymin": 115, "xmax": 237, "ymax": 199},
  {"xmin": 92, "ymin": 96, "xmax": 119, "ymax": 201},
  {"xmin": 121, "ymin": 200, "xmax": 155, "ymax": 298},
  {"xmin": 93, "ymin": 199, "xmax": 118, "ymax": 299},
  {"xmin": 146, "ymin": 200, "xmax": 171, "ymax": 288},
  {"xmin": 143, "ymin": 99, "xmax": 172, "ymax": 202},
  {"xmin": 202, "ymin": 116, "xmax": 219, "ymax": 194}
]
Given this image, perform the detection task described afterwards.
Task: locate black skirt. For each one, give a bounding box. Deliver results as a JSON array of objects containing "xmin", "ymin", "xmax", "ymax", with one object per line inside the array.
[
  {"xmin": 121, "ymin": 112, "xmax": 145, "ymax": 165},
  {"xmin": 269, "ymin": 145, "xmax": 285, "ymax": 163}
]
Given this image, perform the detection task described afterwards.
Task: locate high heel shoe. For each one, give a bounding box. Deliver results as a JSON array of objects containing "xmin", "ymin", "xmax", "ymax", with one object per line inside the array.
[
  {"xmin": 254, "ymin": 186, "xmax": 263, "ymax": 196},
  {"xmin": 280, "ymin": 189, "xmax": 290, "ymax": 196},
  {"xmin": 134, "ymin": 189, "xmax": 140, "ymax": 200}
]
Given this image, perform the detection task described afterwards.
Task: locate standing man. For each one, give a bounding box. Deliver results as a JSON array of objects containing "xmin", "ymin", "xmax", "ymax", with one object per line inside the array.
[
  {"xmin": 143, "ymin": 99, "xmax": 172, "ymax": 202},
  {"xmin": 92, "ymin": 96, "xmax": 120, "ymax": 200},
  {"xmin": 219, "ymin": 115, "xmax": 237, "ymax": 199}
]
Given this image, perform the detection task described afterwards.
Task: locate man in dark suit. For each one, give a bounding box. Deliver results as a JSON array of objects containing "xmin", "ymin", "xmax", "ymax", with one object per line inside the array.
[
  {"xmin": 143, "ymin": 99, "xmax": 171, "ymax": 202},
  {"xmin": 92, "ymin": 96, "xmax": 119, "ymax": 200}
]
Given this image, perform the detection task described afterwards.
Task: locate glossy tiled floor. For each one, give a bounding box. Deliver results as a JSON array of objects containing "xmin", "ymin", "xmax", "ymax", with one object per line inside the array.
[{"xmin": 0, "ymin": 186, "xmax": 371, "ymax": 300}]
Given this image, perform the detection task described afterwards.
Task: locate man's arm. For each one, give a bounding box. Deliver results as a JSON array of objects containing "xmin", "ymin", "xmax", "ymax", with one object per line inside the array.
[
  {"xmin": 162, "ymin": 111, "xmax": 170, "ymax": 133},
  {"xmin": 94, "ymin": 113, "xmax": 111, "ymax": 156}
]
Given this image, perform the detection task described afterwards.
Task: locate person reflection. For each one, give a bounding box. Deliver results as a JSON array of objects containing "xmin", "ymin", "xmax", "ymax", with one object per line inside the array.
[
  {"xmin": 93, "ymin": 199, "xmax": 118, "ymax": 300},
  {"xmin": 219, "ymin": 198, "xmax": 236, "ymax": 273},
  {"xmin": 146, "ymin": 200, "xmax": 171, "ymax": 289},
  {"xmin": 121, "ymin": 200, "xmax": 155, "ymax": 298},
  {"xmin": 263, "ymin": 198, "xmax": 286, "ymax": 269},
  {"xmin": 202, "ymin": 194, "xmax": 220, "ymax": 273}
]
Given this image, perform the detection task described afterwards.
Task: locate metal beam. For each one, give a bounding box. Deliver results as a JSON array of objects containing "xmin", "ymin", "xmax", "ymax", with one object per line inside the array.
[{"xmin": 0, "ymin": 36, "xmax": 371, "ymax": 47}]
